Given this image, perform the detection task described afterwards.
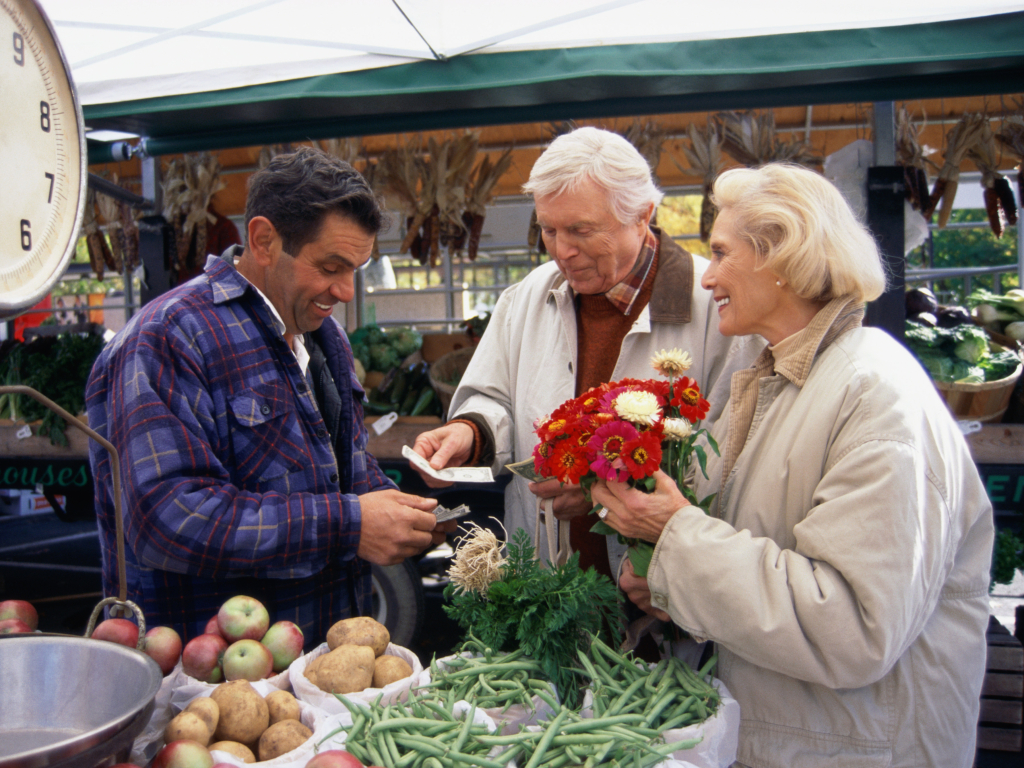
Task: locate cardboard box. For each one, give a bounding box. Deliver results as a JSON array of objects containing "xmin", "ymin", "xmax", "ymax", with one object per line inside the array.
[
  {"xmin": 0, "ymin": 489, "xmax": 64, "ymax": 516},
  {"xmin": 420, "ymin": 333, "xmax": 474, "ymax": 363}
]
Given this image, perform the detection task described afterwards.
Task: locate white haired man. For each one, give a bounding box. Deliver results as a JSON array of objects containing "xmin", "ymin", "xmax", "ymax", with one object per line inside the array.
[{"xmin": 411, "ymin": 127, "xmax": 758, "ymax": 582}]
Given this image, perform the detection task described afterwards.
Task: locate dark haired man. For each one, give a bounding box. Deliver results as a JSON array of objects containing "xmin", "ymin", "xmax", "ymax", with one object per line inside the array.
[{"xmin": 87, "ymin": 148, "xmax": 448, "ymax": 644}]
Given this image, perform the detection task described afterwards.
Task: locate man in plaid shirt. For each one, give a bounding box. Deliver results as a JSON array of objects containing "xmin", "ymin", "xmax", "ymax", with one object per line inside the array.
[{"xmin": 87, "ymin": 148, "xmax": 449, "ymax": 645}]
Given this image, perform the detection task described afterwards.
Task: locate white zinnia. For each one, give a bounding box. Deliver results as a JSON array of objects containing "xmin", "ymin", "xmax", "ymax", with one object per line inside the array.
[
  {"xmin": 662, "ymin": 418, "xmax": 693, "ymax": 441},
  {"xmin": 613, "ymin": 391, "xmax": 661, "ymax": 426},
  {"xmin": 651, "ymin": 348, "xmax": 693, "ymax": 377}
]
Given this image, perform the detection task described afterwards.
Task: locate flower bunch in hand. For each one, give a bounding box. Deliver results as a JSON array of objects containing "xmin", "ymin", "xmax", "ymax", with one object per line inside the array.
[{"xmin": 532, "ymin": 349, "xmax": 719, "ymax": 577}]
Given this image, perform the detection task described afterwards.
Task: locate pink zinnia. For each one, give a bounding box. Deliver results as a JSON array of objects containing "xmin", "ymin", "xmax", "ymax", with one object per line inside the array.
[{"xmin": 586, "ymin": 421, "xmax": 637, "ymax": 482}]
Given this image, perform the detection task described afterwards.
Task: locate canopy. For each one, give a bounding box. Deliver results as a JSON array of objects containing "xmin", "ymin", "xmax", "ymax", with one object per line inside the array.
[{"xmin": 34, "ymin": 0, "xmax": 1024, "ymax": 157}]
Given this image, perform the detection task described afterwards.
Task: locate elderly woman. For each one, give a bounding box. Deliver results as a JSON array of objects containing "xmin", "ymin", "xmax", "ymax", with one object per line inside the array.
[{"xmin": 592, "ymin": 163, "xmax": 993, "ymax": 768}]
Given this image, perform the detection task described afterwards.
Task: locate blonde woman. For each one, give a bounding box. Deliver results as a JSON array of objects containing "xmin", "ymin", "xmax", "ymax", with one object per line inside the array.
[{"xmin": 593, "ymin": 163, "xmax": 993, "ymax": 768}]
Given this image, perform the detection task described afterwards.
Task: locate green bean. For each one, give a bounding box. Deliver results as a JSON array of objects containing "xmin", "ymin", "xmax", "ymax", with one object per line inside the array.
[{"xmin": 524, "ymin": 708, "xmax": 569, "ymax": 768}]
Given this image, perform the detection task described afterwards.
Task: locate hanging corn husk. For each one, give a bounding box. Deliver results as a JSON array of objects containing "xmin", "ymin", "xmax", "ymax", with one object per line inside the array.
[
  {"xmin": 922, "ymin": 114, "xmax": 986, "ymax": 227},
  {"xmin": 462, "ymin": 148, "xmax": 514, "ymax": 260},
  {"xmin": 81, "ymin": 188, "xmax": 109, "ymax": 280},
  {"xmin": 672, "ymin": 123, "xmax": 724, "ymax": 242},
  {"xmin": 162, "ymin": 153, "xmax": 226, "ymax": 278},
  {"xmin": 257, "ymin": 143, "xmax": 294, "ymax": 170},
  {"xmin": 315, "ymin": 137, "xmax": 363, "ymax": 167},
  {"xmin": 968, "ymin": 117, "xmax": 1018, "ymax": 238},
  {"xmin": 94, "ymin": 177, "xmax": 125, "ymax": 274},
  {"xmin": 894, "ymin": 106, "xmax": 937, "ymax": 212},
  {"xmin": 996, "ymin": 114, "xmax": 1024, "ymax": 226},
  {"xmin": 621, "ymin": 119, "xmax": 667, "ymax": 182},
  {"xmin": 118, "ymin": 199, "xmax": 140, "ymax": 271},
  {"xmin": 715, "ymin": 110, "xmax": 821, "ymax": 169}
]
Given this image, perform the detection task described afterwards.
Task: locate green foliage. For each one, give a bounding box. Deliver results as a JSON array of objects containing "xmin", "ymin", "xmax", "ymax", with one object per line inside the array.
[
  {"xmin": 443, "ymin": 528, "xmax": 624, "ymax": 709},
  {"xmin": 908, "ymin": 210, "xmax": 1019, "ymax": 304},
  {"xmin": 0, "ymin": 334, "xmax": 106, "ymax": 445},
  {"xmin": 991, "ymin": 529, "xmax": 1024, "ymax": 589},
  {"xmin": 656, "ymin": 195, "xmax": 710, "ymax": 258}
]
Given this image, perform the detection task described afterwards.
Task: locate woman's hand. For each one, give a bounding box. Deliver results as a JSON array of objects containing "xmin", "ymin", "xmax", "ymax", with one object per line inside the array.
[
  {"xmin": 619, "ymin": 558, "xmax": 670, "ymax": 621},
  {"xmin": 591, "ymin": 469, "xmax": 689, "ymax": 543},
  {"xmin": 528, "ymin": 478, "xmax": 590, "ymax": 520}
]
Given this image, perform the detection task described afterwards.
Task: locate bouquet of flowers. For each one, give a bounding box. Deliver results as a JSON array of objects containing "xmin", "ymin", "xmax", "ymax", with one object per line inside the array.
[{"xmin": 531, "ymin": 349, "xmax": 719, "ymax": 577}]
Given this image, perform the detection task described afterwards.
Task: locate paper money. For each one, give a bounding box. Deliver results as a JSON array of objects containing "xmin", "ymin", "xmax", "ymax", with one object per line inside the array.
[
  {"xmin": 505, "ymin": 457, "xmax": 544, "ymax": 482},
  {"xmin": 432, "ymin": 503, "xmax": 472, "ymax": 523},
  {"xmin": 402, "ymin": 445, "xmax": 494, "ymax": 483}
]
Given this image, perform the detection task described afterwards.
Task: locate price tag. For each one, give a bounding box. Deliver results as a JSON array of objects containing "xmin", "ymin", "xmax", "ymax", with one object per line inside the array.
[
  {"xmin": 15, "ymin": 425, "xmax": 32, "ymax": 440},
  {"xmin": 371, "ymin": 411, "xmax": 399, "ymax": 435},
  {"xmin": 402, "ymin": 445, "xmax": 494, "ymax": 483}
]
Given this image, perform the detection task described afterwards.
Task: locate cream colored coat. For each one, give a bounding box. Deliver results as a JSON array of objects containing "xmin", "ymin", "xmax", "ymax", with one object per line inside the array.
[
  {"xmin": 647, "ymin": 298, "xmax": 993, "ymax": 768},
  {"xmin": 449, "ymin": 233, "xmax": 760, "ymax": 564}
]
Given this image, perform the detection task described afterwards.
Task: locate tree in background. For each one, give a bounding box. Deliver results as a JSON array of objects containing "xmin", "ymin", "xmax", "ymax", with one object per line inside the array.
[{"xmin": 657, "ymin": 195, "xmax": 710, "ymax": 258}]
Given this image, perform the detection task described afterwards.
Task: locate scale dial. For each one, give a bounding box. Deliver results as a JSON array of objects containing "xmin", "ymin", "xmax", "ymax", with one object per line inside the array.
[{"xmin": 0, "ymin": 0, "xmax": 87, "ymax": 317}]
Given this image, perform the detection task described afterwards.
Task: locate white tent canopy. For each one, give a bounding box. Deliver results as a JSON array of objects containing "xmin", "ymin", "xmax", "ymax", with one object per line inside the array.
[{"xmin": 45, "ymin": 0, "xmax": 1024, "ymax": 105}]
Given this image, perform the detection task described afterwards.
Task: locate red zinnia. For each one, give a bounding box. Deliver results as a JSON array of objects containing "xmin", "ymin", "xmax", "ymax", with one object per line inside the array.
[
  {"xmin": 549, "ymin": 441, "xmax": 590, "ymax": 484},
  {"xmin": 532, "ymin": 440, "xmax": 556, "ymax": 477},
  {"xmin": 587, "ymin": 421, "xmax": 637, "ymax": 482},
  {"xmin": 621, "ymin": 430, "xmax": 663, "ymax": 480},
  {"xmin": 672, "ymin": 377, "xmax": 710, "ymax": 422}
]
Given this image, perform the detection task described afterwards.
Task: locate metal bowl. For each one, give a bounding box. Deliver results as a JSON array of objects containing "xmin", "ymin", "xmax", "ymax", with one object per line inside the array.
[{"xmin": 0, "ymin": 633, "xmax": 162, "ymax": 768}]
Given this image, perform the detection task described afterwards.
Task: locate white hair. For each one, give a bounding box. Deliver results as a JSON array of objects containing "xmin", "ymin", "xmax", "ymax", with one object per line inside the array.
[{"xmin": 523, "ymin": 127, "xmax": 663, "ymax": 224}]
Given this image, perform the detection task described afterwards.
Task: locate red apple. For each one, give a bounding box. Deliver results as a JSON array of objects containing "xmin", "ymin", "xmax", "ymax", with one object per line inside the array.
[
  {"xmin": 0, "ymin": 618, "xmax": 32, "ymax": 634},
  {"xmin": 204, "ymin": 614, "xmax": 223, "ymax": 638},
  {"xmin": 144, "ymin": 625, "xmax": 183, "ymax": 675},
  {"xmin": 91, "ymin": 618, "xmax": 139, "ymax": 648},
  {"xmin": 217, "ymin": 595, "xmax": 269, "ymax": 642},
  {"xmin": 182, "ymin": 633, "xmax": 228, "ymax": 683},
  {"xmin": 261, "ymin": 620, "xmax": 304, "ymax": 672},
  {"xmin": 305, "ymin": 750, "xmax": 365, "ymax": 768},
  {"xmin": 0, "ymin": 599, "xmax": 38, "ymax": 631},
  {"xmin": 152, "ymin": 740, "xmax": 213, "ymax": 768},
  {"xmin": 222, "ymin": 638, "xmax": 274, "ymax": 681}
]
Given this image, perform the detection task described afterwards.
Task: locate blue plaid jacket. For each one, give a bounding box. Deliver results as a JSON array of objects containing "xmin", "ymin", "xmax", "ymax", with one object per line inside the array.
[{"xmin": 86, "ymin": 254, "xmax": 394, "ymax": 645}]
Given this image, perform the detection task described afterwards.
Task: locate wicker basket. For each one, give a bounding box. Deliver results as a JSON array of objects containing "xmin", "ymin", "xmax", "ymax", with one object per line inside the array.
[
  {"xmin": 934, "ymin": 362, "xmax": 1023, "ymax": 423},
  {"xmin": 428, "ymin": 346, "xmax": 476, "ymax": 418}
]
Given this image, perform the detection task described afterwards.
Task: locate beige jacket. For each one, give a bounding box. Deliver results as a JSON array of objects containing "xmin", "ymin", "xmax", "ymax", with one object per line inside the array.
[
  {"xmin": 647, "ymin": 297, "xmax": 993, "ymax": 768},
  {"xmin": 449, "ymin": 231, "xmax": 760, "ymax": 564}
]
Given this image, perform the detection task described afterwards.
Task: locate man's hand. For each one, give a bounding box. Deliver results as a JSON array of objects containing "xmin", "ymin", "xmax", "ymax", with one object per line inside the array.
[
  {"xmin": 357, "ymin": 489, "xmax": 450, "ymax": 565},
  {"xmin": 620, "ymin": 558, "xmax": 670, "ymax": 621},
  {"xmin": 528, "ymin": 478, "xmax": 591, "ymax": 520},
  {"xmin": 410, "ymin": 422, "xmax": 476, "ymax": 488}
]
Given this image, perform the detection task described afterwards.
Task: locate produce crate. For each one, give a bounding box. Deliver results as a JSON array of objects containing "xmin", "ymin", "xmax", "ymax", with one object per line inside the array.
[
  {"xmin": 978, "ymin": 618, "xmax": 1024, "ymax": 752},
  {"xmin": 934, "ymin": 362, "xmax": 1022, "ymax": 423},
  {"xmin": 421, "ymin": 333, "xmax": 474, "ymax": 363},
  {"xmin": 428, "ymin": 347, "xmax": 476, "ymax": 419}
]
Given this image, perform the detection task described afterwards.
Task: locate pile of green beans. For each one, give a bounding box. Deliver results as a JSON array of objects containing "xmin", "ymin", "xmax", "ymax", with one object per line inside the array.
[
  {"xmin": 415, "ymin": 637, "xmax": 554, "ymax": 713},
  {"xmin": 473, "ymin": 691, "xmax": 700, "ymax": 768},
  {"xmin": 578, "ymin": 635, "xmax": 720, "ymax": 732},
  {"xmin": 327, "ymin": 695, "xmax": 513, "ymax": 768}
]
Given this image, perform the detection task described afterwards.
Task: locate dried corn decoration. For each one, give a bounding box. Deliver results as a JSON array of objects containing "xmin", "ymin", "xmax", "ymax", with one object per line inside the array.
[
  {"xmin": 672, "ymin": 122, "xmax": 724, "ymax": 242},
  {"xmin": 922, "ymin": 114, "xmax": 986, "ymax": 227},
  {"xmin": 462, "ymin": 148, "xmax": 514, "ymax": 261},
  {"xmin": 895, "ymin": 106, "xmax": 937, "ymax": 212},
  {"xmin": 715, "ymin": 110, "xmax": 821, "ymax": 169},
  {"xmin": 996, "ymin": 113, "xmax": 1024, "ymax": 227},
  {"xmin": 447, "ymin": 522, "xmax": 507, "ymax": 597},
  {"xmin": 256, "ymin": 143, "xmax": 295, "ymax": 170},
  {"xmin": 968, "ymin": 117, "xmax": 1018, "ymax": 238},
  {"xmin": 162, "ymin": 153, "xmax": 227, "ymax": 279},
  {"xmin": 316, "ymin": 137, "xmax": 386, "ymax": 260},
  {"xmin": 118, "ymin": 199, "xmax": 140, "ymax": 271},
  {"xmin": 81, "ymin": 187, "xmax": 113, "ymax": 280},
  {"xmin": 94, "ymin": 177, "xmax": 125, "ymax": 275}
]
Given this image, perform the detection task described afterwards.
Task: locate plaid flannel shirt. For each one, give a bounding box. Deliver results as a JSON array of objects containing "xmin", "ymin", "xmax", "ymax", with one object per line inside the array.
[
  {"xmin": 602, "ymin": 228, "xmax": 658, "ymax": 315},
  {"xmin": 86, "ymin": 254, "xmax": 394, "ymax": 644}
]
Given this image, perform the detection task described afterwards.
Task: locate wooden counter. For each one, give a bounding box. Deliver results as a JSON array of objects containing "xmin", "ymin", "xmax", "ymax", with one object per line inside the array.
[
  {"xmin": 966, "ymin": 424, "xmax": 1024, "ymax": 466},
  {"xmin": 365, "ymin": 415, "xmax": 442, "ymax": 460}
]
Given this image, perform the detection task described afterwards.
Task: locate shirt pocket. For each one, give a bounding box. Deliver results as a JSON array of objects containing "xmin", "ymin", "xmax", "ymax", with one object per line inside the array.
[{"xmin": 227, "ymin": 379, "xmax": 305, "ymax": 485}]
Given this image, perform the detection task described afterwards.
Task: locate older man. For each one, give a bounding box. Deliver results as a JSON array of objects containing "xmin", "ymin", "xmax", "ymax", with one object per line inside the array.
[{"xmin": 412, "ymin": 127, "xmax": 757, "ymax": 578}]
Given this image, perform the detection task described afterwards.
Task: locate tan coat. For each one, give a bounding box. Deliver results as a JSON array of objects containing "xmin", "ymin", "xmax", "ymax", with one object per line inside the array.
[
  {"xmin": 450, "ymin": 231, "xmax": 760, "ymax": 564},
  {"xmin": 647, "ymin": 297, "xmax": 993, "ymax": 768}
]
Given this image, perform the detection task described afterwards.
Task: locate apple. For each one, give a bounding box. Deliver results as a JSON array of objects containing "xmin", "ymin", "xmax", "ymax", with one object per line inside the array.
[
  {"xmin": 261, "ymin": 620, "xmax": 304, "ymax": 672},
  {"xmin": 0, "ymin": 599, "xmax": 38, "ymax": 630},
  {"xmin": 144, "ymin": 626, "xmax": 183, "ymax": 675},
  {"xmin": 91, "ymin": 618, "xmax": 139, "ymax": 648},
  {"xmin": 217, "ymin": 595, "xmax": 269, "ymax": 642},
  {"xmin": 182, "ymin": 633, "xmax": 228, "ymax": 683},
  {"xmin": 222, "ymin": 638, "xmax": 274, "ymax": 681},
  {"xmin": 152, "ymin": 740, "xmax": 213, "ymax": 768},
  {"xmin": 304, "ymin": 750, "xmax": 365, "ymax": 768},
  {"xmin": 0, "ymin": 618, "xmax": 32, "ymax": 634},
  {"xmin": 204, "ymin": 614, "xmax": 223, "ymax": 638}
]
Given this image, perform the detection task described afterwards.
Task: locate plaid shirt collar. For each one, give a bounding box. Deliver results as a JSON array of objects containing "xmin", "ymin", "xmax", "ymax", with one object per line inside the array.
[{"xmin": 602, "ymin": 228, "xmax": 658, "ymax": 315}]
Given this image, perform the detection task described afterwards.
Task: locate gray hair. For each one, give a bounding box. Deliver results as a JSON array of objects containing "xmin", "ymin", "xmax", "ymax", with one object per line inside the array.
[{"xmin": 523, "ymin": 127, "xmax": 663, "ymax": 225}]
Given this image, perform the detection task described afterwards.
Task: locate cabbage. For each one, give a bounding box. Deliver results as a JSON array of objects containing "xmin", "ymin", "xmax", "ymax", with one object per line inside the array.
[
  {"xmin": 916, "ymin": 352, "xmax": 956, "ymax": 382},
  {"xmin": 952, "ymin": 325, "xmax": 990, "ymax": 364}
]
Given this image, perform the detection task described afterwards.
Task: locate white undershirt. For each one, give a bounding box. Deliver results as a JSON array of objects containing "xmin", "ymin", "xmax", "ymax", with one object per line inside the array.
[{"xmin": 236, "ymin": 263, "xmax": 310, "ymax": 376}]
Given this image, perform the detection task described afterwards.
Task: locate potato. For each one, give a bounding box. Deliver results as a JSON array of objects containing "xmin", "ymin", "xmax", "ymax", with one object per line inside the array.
[
  {"xmin": 304, "ymin": 654, "xmax": 324, "ymax": 687},
  {"xmin": 209, "ymin": 740, "xmax": 256, "ymax": 764},
  {"xmin": 265, "ymin": 689, "xmax": 301, "ymax": 724},
  {"xmin": 326, "ymin": 617, "xmax": 389, "ymax": 656},
  {"xmin": 186, "ymin": 697, "xmax": 219, "ymax": 736},
  {"xmin": 258, "ymin": 719, "xmax": 312, "ymax": 761},
  {"xmin": 314, "ymin": 644, "xmax": 375, "ymax": 694},
  {"xmin": 372, "ymin": 654, "xmax": 413, "ymax": 688},
  {"xmin": 165, "ymin": 710, "xmax": 211, "ymax": 746},
  {"xmin": 210, "ymin": 679, "xmax": 269, "ymax": 744}
]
